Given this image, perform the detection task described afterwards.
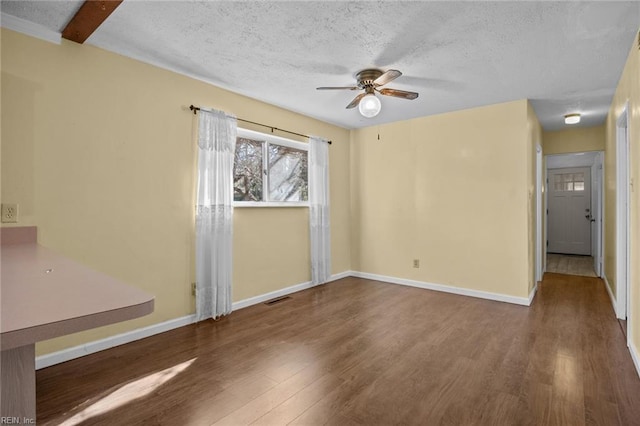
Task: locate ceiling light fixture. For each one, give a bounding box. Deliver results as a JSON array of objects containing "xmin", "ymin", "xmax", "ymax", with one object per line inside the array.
[
  {"xmin": 564, "ymin": 113, "xmax": 581, "ymax": 125},
  {"xmin": 358, "ymin": 91, "xmax": 381, "ymax": 118},
  {"xmin": 317, "ymin": 68, "xmax": 418, "ymax": 118}
]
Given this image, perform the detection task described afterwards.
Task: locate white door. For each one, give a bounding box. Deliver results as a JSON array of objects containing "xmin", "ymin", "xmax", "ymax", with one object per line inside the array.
[{"xmin": 548, "ymin": 167, "xmax": 592, "ymax": 255}]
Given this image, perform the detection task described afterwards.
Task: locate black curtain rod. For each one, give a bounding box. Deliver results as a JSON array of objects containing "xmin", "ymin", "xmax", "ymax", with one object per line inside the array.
[{"xmin": 189, "ymin": 105, "xmax": 332, "ymax": 145}]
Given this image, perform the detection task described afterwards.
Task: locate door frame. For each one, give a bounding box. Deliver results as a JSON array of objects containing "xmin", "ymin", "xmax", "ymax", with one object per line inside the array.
[
  {"xmin": 536, "ymin": 145, "xmax": 544, "ymax": 282},
  {"xmin": 593, "ymin": 152, "xmax": 604, "ymax": 277},
  {"xmin": 615, "ymin": 103, "xmax": 630, "ymax": 339},
  {"xmin": 544, "ymin": 152, "xmax": 604, "ymax": 276}
]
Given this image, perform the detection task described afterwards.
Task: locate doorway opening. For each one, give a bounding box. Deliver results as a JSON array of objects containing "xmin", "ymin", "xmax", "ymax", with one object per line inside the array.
[{"xmin": 545, "ymin": 151, "xmax": 604, "ymax": 278}]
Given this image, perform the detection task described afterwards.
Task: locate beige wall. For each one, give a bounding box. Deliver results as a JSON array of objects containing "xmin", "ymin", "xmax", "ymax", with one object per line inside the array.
[
  {"xmin": 0, "ymin": 29, "xmax": 351, "ymax": 355},
  {"xmin": 350, "ymin": 100, "xmax": 532, "ymax": 299},
  {"xmin": 542, "ymin": 125, "xmax": 605, "ymax": 155},
  {"xmin": 604, "ymin": 29, "xmax": 640, "ymax": 353}
]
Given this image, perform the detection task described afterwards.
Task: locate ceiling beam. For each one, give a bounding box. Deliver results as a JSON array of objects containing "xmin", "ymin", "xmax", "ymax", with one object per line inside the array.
[{"xmin": 62, "ymin": 0, "xmax": 123, "ymax": 44}]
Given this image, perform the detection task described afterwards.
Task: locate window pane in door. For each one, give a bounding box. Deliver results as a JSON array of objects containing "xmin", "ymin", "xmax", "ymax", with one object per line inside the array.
[{"xmin": 554, "ymin": 175, "xmax": 563, "ymax": 191}]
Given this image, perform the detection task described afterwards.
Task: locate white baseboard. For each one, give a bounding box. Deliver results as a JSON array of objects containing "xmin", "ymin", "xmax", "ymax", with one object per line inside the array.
[
  {"xmin": 232, "ymin": 271, "xmax": 350, "ymax": 310},
  {"xmin": 232, "ymin": 280, "xmax": 314, "ymax": 310},
  {"xmin": 602, "ymin": 275, "xmax": 639, "ymax": 379},
  {"xmin": 36, "ymin": 271, "xmax": 351, "ymax": 369},
  {"xmin": 36, "ymin": 314, "xmax": 197, "ymax": 369},
  {"xmin": 528, "ymin": 282, "xmax": 538, "ymax": 305},
  {"xmin": 603, "ymin": 275, "xmax": 618, "ymax": 317},
  {"xmin": 630, "ymin": 342, "xmax": 640, "ymax": 379},
  {"xmin": 327, "ymin": 270, "xmax": 352, "ymax": 282},
  {"xmin": 351, "ymin": 271, "xmax": 533, "ymax": 306}
]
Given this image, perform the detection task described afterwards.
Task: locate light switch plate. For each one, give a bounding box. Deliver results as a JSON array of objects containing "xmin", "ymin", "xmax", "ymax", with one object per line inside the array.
[{"xmin": 1, "ymin": 203, "xmax": 18, "ymax": 223}]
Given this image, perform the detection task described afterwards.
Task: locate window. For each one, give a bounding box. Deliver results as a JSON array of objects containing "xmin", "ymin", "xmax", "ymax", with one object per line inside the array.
[
  {"xmin": 553, "ymin": 172, "xmax": 585, "ymax": 192},
  {"xmin": 233, "ymin": 128, "xmax": 308, "ymax": 206}
]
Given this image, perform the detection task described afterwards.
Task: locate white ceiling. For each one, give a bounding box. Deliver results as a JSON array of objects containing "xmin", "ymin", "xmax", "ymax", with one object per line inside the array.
[{"xmin": 1, "ymin": 1, "xmax": 639, "ymax": 131}]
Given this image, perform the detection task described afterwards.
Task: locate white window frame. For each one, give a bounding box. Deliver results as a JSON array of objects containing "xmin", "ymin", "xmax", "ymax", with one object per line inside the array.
[{"xmin": 234, "ymin": 128, "xmax": 309, "ymax": 208}]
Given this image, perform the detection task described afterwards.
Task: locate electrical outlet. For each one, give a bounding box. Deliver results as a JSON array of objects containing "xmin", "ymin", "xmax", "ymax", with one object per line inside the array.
[
  {"xmin": 1, "ymin": 203, "xmax": 18, "ymax": 223},
  {"xmin": 191, "ymin": 282, "xmax": 196, "ymax": 296},
  {"xmin": 413, "ymin": 259, "xmax": 420, "ymax": 268}
]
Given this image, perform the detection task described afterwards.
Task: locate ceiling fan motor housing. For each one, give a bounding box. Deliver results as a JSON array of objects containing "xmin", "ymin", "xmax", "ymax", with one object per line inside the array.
[{"xmin": 356, "ymin": 69, "xmax": 384, "ymax": 89}]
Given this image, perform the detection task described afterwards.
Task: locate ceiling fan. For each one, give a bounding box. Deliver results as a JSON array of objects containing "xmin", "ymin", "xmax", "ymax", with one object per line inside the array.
[{"xmin": 317, "ymin": 69, "xmax": 419, "ymax": 118}]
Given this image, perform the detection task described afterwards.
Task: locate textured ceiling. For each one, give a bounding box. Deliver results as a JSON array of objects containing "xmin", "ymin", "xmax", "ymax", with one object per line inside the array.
[{"xmin": 1, "ymin": 1, "xmax": 639, "ymax": 130}]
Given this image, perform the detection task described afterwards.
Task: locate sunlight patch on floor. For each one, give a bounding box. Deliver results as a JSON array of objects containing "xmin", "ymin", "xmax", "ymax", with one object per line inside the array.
[{"xmin": 59, "ymin": 358, "xmax": 197, "ymax": 426}]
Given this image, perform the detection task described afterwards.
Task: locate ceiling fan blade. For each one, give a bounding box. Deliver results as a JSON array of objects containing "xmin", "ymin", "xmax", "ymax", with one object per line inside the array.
[
  {"xmin": 379, "ymin": 88, "xmax": 419, "ymax": 100},
  {"xmin": 316, "ymin": 86, "xmax": 359, "ymax": 90},
  {"xmin": 346, "ymin": 93, "xmax": 366, "ymax": 109},
  {"xmin": 374, "ymin": 69, "xmax": 402, "ymax": 86}
]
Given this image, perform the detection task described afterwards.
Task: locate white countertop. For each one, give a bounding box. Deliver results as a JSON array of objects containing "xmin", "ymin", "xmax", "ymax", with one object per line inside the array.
[{"xmin": 1, "ymin": 228, "xmax": 154, "ymax": 350}]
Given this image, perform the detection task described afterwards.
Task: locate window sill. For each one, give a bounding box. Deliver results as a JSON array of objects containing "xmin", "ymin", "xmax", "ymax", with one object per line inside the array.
[{"xmin": 234, "ymin": 202, "xmax": 309, "ymax": 208}]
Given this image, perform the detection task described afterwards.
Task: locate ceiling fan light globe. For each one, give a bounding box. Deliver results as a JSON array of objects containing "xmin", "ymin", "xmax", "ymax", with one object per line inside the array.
[
  {"xmin": 358, "ymin": 94, "xmax": 381, "ymax": 118},
  {"xmin": 564, "ymin": 113, "xmax": 581, "ymax": 124}
]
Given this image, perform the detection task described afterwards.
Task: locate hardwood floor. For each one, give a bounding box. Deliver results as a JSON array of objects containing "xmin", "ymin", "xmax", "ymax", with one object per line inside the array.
[
  {"xmin": 36, "ymin": 274, "xmax": 640, "ymax": 425},
  {"xmin": 546, "ymin": 254, "xmax": 597, "ymax": 277}
]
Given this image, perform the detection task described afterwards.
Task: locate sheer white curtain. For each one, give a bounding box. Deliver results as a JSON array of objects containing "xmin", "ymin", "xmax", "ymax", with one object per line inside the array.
[
  {"xmin": 309, "ymin": 137, "xmax": 331, "ymax": 285},
  {"xmin": 196, "ymin": 108, "xmax": 237, "ymax": 321}
]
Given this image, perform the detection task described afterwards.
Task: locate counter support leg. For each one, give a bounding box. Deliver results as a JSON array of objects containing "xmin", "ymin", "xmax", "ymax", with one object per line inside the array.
[{"xmin": 1, "ymin": 344, "xmax": 36, "ymax": 422}]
